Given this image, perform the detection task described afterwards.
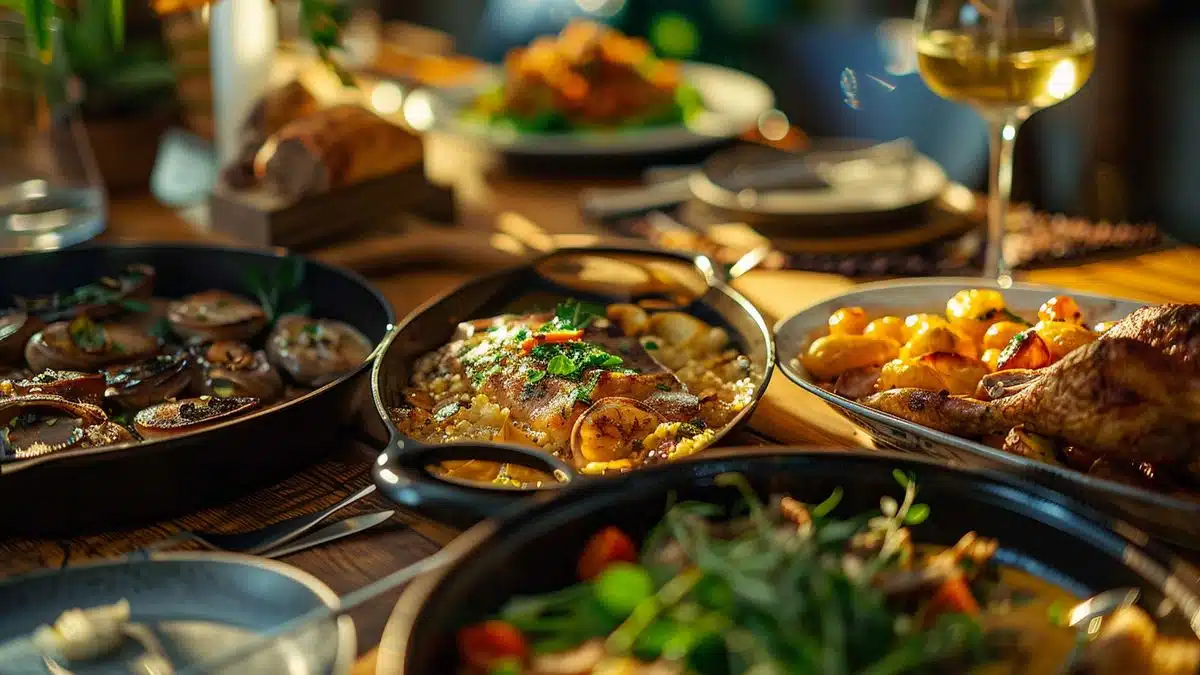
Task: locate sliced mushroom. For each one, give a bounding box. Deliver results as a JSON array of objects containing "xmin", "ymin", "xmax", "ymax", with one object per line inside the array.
[
  {"xmin": 134, "ymin": 396, "xmax": 259, "ymax": 440},
  {"xmin": 570, "ymin": 396, "xmax": 666, "ymax": 467},
  {"xmin": 0, "ymin": 311, "xmax": 44, "ymax": 365},
  {"xmin": 266, "ymin": 315, "xmax": 372, "ymax": 387},
  {"xmin": 15, "ymin": 264, "xmax": 155, "ymax": 321},
  {"xmin": 193, "ymin": 341, "xmax": 283, "ymax": 401},
  {"xmin": 0, "ymin": 394, "xmax": 132, "ymax": 459},
  {"xmin": 103, "ymin": 351, "xmax": 194, "ymax": 410},
  {"xmin": 167, "ymin": 290, "xmax": 267, "ymax": 343},
  {"xmin": 24, "ymin": 316, "xmax": 159, "ymax": 373},
  {"xmin": 7, "ymin": 369, "xmax": 106, "ymax": 406}
]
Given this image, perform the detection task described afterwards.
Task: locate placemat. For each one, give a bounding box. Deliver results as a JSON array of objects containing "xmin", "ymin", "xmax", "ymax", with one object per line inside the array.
[{"xmin": 602, "ymin": 194, "xmax": 1166, "ymax": 278}]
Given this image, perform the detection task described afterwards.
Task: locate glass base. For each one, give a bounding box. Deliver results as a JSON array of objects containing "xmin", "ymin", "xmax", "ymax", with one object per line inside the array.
[{"xmin": 0, "ymin": 179, "xmax": 106, "ymax": 251}]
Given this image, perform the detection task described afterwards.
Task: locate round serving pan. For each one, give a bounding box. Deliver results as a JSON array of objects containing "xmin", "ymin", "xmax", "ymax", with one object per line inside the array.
[
  {"xmin": 383, "ymin": 448, "xmax": 1200, "ymax": 675},
  {"xmin": 371, "ymin": 246, "xmax": 775, "ymax": 527},
  {"xmin": 0, "ymin": 244, "xmax": 395, "ymax": 536},
  {"xmin": 773, "ymin": 277, "xmax": 1200, "ymax": 549}
]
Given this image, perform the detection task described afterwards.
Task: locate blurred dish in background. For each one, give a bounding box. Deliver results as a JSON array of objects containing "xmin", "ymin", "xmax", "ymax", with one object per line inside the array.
[{"xmin": 405, "ymin": 21, "xmax": 774, "ymax": 158}]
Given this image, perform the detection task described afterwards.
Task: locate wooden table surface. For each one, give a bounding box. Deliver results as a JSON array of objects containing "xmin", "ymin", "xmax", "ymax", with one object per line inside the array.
[{"xmin": 4, "ymin": 135, "xmax": 1199, "ymax": 675}]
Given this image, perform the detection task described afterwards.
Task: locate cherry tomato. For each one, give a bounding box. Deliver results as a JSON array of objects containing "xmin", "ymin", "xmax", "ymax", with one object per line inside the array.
[
  {"xmin": 577, "ymin": 526, "xmax": 638, "ymax": 581},
  {"xmin": 457, "ymin": 620, "xmax": 528, "ymax": 671}
]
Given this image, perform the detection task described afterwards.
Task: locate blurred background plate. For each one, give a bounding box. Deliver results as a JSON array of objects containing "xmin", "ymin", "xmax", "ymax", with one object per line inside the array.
[
  {"xmin": 411, "ymin": 61, "xmax": 775, "ymax": 157},
  {"xmin": 0, "ymin": 553, "xmax": 355, "ymax": 675}
]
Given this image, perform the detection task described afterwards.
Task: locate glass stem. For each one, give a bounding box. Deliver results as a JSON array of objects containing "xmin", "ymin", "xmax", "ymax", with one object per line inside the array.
[{"xmin": 985, "ymin": 114, "xmax": 1023, "ymax": 282}]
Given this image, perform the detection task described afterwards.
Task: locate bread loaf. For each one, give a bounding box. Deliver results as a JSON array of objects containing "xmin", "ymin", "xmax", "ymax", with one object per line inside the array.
[{"xmin": 252, "ymin": 104, "xmax": 423, "ymax": 200}]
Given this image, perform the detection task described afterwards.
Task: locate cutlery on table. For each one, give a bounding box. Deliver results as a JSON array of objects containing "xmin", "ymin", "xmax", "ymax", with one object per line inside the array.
[
  {"xmin": 137, "ymin": 484, "xmax": 377, "ymax": 557},
  {"xmin": 263, "ymin": 509, "xmax": 395, "ymax": 559}
]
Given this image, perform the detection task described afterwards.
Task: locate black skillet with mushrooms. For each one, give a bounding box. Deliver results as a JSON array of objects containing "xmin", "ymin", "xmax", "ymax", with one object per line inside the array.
[{"xmin": 0, "ymin": 264, "xmax": 373, "ymax": 460}]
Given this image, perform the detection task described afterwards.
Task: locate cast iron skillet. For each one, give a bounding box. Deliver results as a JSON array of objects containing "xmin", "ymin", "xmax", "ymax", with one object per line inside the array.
[
  {"xmin": 384, "ymin": 448, "xmax": 1200, "ymax": 675},
  {"xmin": 371, "ymin": 246, "xmax": 775, "ymax": 527},
  {"xmin": 0, "ymin": 243, "xmax": 395, "ymax": 536}
]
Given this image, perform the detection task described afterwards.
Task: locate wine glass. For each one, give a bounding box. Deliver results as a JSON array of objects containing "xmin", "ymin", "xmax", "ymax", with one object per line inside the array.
[{"xmin": 915, "ymin": 0, "xmax": 1096, "ymax": 284}]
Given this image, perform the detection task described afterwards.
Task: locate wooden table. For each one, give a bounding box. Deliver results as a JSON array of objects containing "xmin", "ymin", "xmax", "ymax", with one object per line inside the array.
[{"xmin": 4, "ymin": 137, "xmax": 1198, "ymax": 674}]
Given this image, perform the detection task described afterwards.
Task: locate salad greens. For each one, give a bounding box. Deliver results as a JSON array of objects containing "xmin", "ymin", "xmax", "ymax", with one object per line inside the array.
[{"xmin": 459, "ymin": 472, "xmax": 998, "ymax": 675}]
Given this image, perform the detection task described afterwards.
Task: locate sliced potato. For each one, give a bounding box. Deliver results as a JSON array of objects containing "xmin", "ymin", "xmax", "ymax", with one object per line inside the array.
[
  {"xmin": 800, "ymin": 334, "xmax": 900, "ymax": 381},
  {"xmin": 995, "ymin": 328, "xmax": 1052, "ymax": 371},
  {"xmin": 916, "ymin": 351, "xmax": 989, "ymax": 396},
  {"xmin": 876, "ymin": 358, "xmax": 947, "ymax": 392},
  {"xmin": 828, "ymin": 306, "xmax": 868, "ymax": 336}
]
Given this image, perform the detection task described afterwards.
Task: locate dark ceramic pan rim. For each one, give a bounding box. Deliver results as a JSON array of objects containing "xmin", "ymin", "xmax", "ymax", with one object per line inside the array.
[
  {"xmin": 382, "ymin": 447, "xmax": 1200, "ymax": 674},
  {"xmin": 0, "ymin": 242, "xmax": 397, "ymax": 475},
  {"xmin": 771, "ymin": 277, "xmax": 1200, "ymax": 534},
  {"xmin": 370, "ymin": 246, "xmax": 776, "ymax": 507}
]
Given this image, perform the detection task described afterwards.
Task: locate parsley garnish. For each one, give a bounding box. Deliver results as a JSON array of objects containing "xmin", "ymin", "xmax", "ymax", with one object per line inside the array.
[
  {"xmin": 527, "ymin": 369, "xmax": 547, "ymax": 384},
  {"xmin": 67, "ymin": 315, "xmax": 106, "ymax": 352},
  {"xmin": 656, "ymin": 383, "xmax": 671, "ymax": 391},
  {"xmin": 643, "ymin": 340, "xmax": 659, "ymax": 350},
  {"xmin": 539, "ymin": 298, "xmax": 606, "ymax": 333}
]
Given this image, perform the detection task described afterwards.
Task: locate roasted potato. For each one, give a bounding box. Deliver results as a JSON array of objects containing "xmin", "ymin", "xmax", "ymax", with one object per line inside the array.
[
  {"xmin": 801, "ymin": 335, "xmax": 899, "ymax": 381},
  {"xmin": 995, "ymin": 327, "xmax": 1052, "ymax": 371},
  {"xmin": 900, "ymin": 324, "xmax": 976, "ymax": 360},
  {"xmin": 1038, "ymin": 295, "xmax": 1084, "ymax": 324},
  {"xmin": 945, "ymin": 288, "xmax": 1008, "ymax": 343},
  {"xmin": 901, "ymin": 313, "xmax": 950, "ymax": 342},
  {"xmin": 917, "ymin": 352, "xmax": 989, "ymax": 395},
  {"xmin": 863, "ymin": 315, "xmax": 905, "ymax": 343},
  {"xmin": 829, "ymin": 306, "xmax": 868, "ymax": 336},
  {"xmin": 982, "ymin": 320, "xmax": 1028, "ymax": 351},
  {"xmin": 876, "ymin": 358, "xmax": 947, "ymax": 392},
  {"xmin": 1001, "ymin": 426, "xmax": 1060, "ymax": 464},
  {"xmin": 1033, "ymin": 320, "xmax": 1096, "ymax": 361},
  {"xmin": 981, "ymin": 348, "xmax": 1002, "ymax": 372}
]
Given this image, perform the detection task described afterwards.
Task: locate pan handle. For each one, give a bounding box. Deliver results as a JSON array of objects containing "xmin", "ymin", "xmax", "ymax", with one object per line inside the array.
[{"xmin": 372, "ymin": 437, "xmax": 580, "ymax": 525}]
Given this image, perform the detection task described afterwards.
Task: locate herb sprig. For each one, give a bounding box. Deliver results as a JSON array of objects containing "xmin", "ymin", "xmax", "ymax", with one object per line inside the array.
[{"xmin": 243, "ymin": 256, "xmax": 311, "ymax": 324}]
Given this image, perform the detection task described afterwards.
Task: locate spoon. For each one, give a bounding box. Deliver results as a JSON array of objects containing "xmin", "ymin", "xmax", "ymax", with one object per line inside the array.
[{"xmin": 1057, "ymin": 587, "xmax": 1141, "ymax": 674}]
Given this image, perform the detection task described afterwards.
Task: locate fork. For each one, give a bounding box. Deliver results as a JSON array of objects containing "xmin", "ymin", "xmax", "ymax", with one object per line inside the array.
[{"xmin": 135, "ymin": 484, "xmax": 377, "ymax": 557}]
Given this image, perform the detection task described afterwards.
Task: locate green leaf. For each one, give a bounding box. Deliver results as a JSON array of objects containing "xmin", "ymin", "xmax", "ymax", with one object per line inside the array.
[
  {"xmin": 547, "ymin": 354, "xmax": 577, "ymax": 376},
  {"xmin": 118, "ymin": 298, "xmax": 149, "ymax": 312},
  {"xmin": 527, "ymin": 369, "xmax": 546, "ymax": 384},
  {"xmin": 904, "ymin": 503, "xmax": 930, "ymax": 525},
  {"xmin": 891, "ymin": 469, "xmax": 911, "ymax": 489},
  {"xmin": 811, "ymin": 487, "xmax": 843, "ymax": 519},
  {"xmin": 109, "ymin": 0, "xmax": 124, "ymax": 50}
]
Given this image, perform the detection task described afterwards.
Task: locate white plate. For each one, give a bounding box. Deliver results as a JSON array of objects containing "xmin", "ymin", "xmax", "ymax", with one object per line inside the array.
[
  {"xmin": 408, "ymin": 62, "xmax": 775, "ymax": 158},
  {"xmin": 774, "ymin": 278, "xmax": 1200, "ymax": 547}
]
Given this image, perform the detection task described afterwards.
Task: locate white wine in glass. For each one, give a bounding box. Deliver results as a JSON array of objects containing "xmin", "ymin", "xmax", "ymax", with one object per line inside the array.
[{"xmin": 915, "ymin": 0, "xmax": 1096, "ymax": 282}]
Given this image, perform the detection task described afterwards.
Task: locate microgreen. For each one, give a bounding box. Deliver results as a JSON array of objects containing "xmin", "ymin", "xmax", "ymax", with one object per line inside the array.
[{"xmin": 243, "ymin": 256, "xmax": 311, "ymax": 324}]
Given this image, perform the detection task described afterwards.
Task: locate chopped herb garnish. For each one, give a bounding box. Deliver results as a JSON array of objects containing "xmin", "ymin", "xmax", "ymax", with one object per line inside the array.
[
  {"xmin": 148, "ymin": 317, "xmax": 174, "ymax": 341},
  {"xmin": 527, "ymin": 369, "xmax": 547, "ymax": 384},
  {"xmin": 574, "ymin": 371, "xmax": 602, "ymax": 405},
  {"xmin": 643, "ymin": 340, "xmax": 659, "ymax": 350},
  {"xmin": 655, "ymin": 383, "xmax": 671, "ymax": 392},
  {"xmin": 539, "ymin": 298, "xmax": 606, "ymax": 333},
  {"xmin": 547, "ymin": 354, "xmax": 578, "ymax": 376}
]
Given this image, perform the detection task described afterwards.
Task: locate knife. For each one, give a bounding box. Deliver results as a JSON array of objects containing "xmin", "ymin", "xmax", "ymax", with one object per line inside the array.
[{"xmin": 263, "ymin": 510, "xmax": 395, "ymax": 558}]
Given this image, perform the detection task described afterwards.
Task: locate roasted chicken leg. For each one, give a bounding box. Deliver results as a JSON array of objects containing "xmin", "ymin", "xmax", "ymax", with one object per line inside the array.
[
  {"xmin": 1100, "ymin": 303, "xmax": 1200, "ymax": 368},
  {"xmin": 863, "ymin": 338, "xmax": 1200, "ymax": 464}
]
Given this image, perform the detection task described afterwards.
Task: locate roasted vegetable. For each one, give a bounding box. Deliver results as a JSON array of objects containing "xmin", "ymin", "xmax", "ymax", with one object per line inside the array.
[{"xmin": 801, "ymin": 334, "xmax": 900, "ymax": 380}]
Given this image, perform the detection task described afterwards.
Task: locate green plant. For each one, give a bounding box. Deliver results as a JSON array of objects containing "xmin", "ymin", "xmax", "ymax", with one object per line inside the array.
[
  {"xmin": 58, "ymin": 0, "xmax": 176, "ymax": 117},
  {"xmin": 11, "ymin": 0, "xmax": 352, "ymax": 94}
]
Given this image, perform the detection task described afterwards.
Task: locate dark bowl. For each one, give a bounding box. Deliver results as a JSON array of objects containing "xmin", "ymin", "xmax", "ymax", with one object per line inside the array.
[
  {"xmin": 0, "ymin": 243, "xmax": 395, "ymax": 536},
  {"xmin": 371, "ymin": 246, "xmax": 775, "ymax": 528},
  {"xmin": 384, "ymin": 448, "xmax": 1200, "ymax": 674}
]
